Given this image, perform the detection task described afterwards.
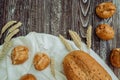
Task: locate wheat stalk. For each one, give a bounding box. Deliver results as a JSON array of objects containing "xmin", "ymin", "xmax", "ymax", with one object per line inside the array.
[
  {"xmin": 69, "ymin": 30, "xmax": 82, "ymax": 50},
  {"xmin": 0, "ymin": 21, "xmax": 17, "ymax": 38},
  {"xmin": 59, "ymin": 34, "xmax": 73, "ymax": 51},
  {"xmin": 74, "ymin": 31, "xmax": 82, "ymax": 49},
  {"xmin": 0, "ymin": 41, "xmax": 13, "ymax": 60},
  {"xmin": 50, "ymin": 57, "xmax": 56, "ymax": 79},
  {"xmin": 86, "ymin": 25, "xmax": 92, "ymax": 49},
  {"xmin": 0, "ymin": 27, "xmax": 20, "ymax": 60},
  {"xmin": 7, "ymin": 22, "xmax": 22, "ymax": 34},
  {"xmin": 0, "ymin": 29, "xmax": 19, "ymax": 60},
  {"xmin": 5, "ymin": 29, "xmax": 19, "ymax": 42}
]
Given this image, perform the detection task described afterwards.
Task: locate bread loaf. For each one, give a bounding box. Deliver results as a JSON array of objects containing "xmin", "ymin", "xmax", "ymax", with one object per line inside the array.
[
  {"xmin": 33, "ymin": 53, "xmax": 50, "ymax": 71},
  {"xmin": 96, "ymin": 24, "xmax": 114, "ymax": 40},
  {"xmin": 11, "ymin": 46, "xmax": 29, "ymax": 65},
  {"xmin": 110, "ymin": 48, "xmax": 120, "ymax": 68},
  {"xmin": 63, "ymin": 50, "xmax": 112, "ymax": 80},
  {"xmin": 96, "ymin": 2, "xmax": 116, "ymax": 18},
  {"xmin": 20, "ymin": 74, "xmax": 36, "ymax": 80}
]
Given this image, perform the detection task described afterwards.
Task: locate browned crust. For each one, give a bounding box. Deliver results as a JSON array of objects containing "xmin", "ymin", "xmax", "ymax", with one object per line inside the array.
[
  {"xmin": 20, "ymin": 74, "xmax": 36, "ymax": 80},
  {"xmin": 33, "ymin": 53, "xmax": 50, "ymax": 71},
  {"xmin": 96, "ymin": 24, "xmax": 114, "ymax": 40},
  {"xmin": 63, "ymin": 50, "xmax": 112, "ymax": 80},
  {"xmin": 96, "ymin": 2, "xmax": 116, "ymax": 18},
  {"xmin": 11, "ymin": 46, "xmax": 29, "ymax": 65},
  {"xmin": 110, "ymin": 48, "xmax": 120, "ymax": 68}
]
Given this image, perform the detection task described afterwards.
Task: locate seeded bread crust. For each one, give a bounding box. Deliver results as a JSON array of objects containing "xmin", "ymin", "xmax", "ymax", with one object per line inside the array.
[{"xmin": 63, "ymin": 50, "xmax": 112, "ymax": 80}]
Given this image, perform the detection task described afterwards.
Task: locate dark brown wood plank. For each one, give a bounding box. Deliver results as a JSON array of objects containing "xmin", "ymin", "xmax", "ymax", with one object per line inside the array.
[
  {"xmin": 0, "ymin": 0, "xmax": 8, "ymax": 44},
  {"xmin": 60, "ymin": 0, "xmax": 72, "ymax": 38}
]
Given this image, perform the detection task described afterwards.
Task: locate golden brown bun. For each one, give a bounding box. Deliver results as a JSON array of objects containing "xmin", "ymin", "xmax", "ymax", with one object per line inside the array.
[
  {"xmin": 11, "ymin": 46, "xmax": 29, "ymax": 65},
  {"xmin": 96, "ymin": 2, "xmax": 116, "ymax": 18},
  {"xmin": 63, "ymin": 50, "xmax": 112, "ymax": 80},
  {"xmin": 20, "ymin": 74, "xmax": 36, "ymax": 80},
  {"xmin": 96, "ymin": 24, "xmax": 114, "ymax": 40},
  {"xmin": 33, "ymin": 53, "xmax": 50, "ymax": 71},
  {"xmin": 110, "ymin": 48, "xmax": 120, "ymax": 68}
]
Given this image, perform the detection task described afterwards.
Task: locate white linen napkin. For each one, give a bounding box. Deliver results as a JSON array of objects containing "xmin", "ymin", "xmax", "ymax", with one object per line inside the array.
[{"xmin": 0, "ymin": 32, "xmax": 118, "ymax": 80}]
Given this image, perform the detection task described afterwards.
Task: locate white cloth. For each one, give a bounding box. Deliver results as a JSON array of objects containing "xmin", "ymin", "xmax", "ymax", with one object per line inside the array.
[{"xmin": 0, "ymin": 32, "xmax": 118, "ymax": 80}]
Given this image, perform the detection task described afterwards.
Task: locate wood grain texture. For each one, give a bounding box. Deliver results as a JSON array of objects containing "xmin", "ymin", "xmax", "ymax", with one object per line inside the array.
[{"xmin": 0, "ymin": 0, "xmax": 120, "ymax": 79}]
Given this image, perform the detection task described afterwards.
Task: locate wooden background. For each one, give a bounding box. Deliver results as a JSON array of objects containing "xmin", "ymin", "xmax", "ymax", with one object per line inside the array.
[{"xmin": 0, "ymin": 0, "xmax": 120, "ymax": 79}]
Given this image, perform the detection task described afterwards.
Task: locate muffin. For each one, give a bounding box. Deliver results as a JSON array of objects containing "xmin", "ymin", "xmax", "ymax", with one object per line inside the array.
[
  {"xmin": 110, "ymin": 48, "xmax": 120, "ymax": 68},
  {"xmin": 33, "ymin": 53, "xmax": 50, "ymax": 71},
  {"xmin": 96, "ymin": 24, "xmax": 114, "ymax": 40},
  {"xmin": 96, "ymin": 2, "xmax": 116, "ymax": 18},
  {"xmin": 20, "ymin": 74, "xmax": 36, "ymax": 80},
  {"xmin": 11, "ymin": 46, "xmax": 29, "ymax": 65}
]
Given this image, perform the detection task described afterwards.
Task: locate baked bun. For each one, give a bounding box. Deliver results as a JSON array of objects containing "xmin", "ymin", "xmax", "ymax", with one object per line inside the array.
[
  {"xmin": 63, "ymin": 50, "xmax": 112, "ymax": 80},
  {"xmin": 96, "ymin": 24, "xmax": 114, "ymax": 40},
  {"xmin": 33, "ymin": 53, "xmax": 50, "ymax": 71},
  {"xmin": 96, "ymin": 2, "xmax": 116, "ymax": 18},
  {"xmin": 110, "ymin": 48, "xmax": 120, "ymax": 68},
  {"xmin": 11, "ymin": 46, "xmax": 29, "ymax": 65},
  {"xmin": 20, "ymin": 74, "xmax": 36, "ymax": 80}
]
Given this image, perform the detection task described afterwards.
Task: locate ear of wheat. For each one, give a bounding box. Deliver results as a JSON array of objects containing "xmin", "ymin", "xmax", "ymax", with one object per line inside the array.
[
  {"xmin": 59, "ymin": 34, "xmax": 73, "ymax": 51},
  {"xmin": 0, "ymin": 21, "xmax": 21, "ymax": 61},
  {"xmin": 86, "ymin": 25, "xmax": 92, "ymax": 49},
  {"xmin": 69, "ymin": 30, "xmax": 82, "ymax": 50},
  {"xmin": 0, "ymin": 21, "xmax": 17, "ymax": 39},
  {"xmin": 50, "ymin": 57, "xmax": 57, "ymax": 79}
]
